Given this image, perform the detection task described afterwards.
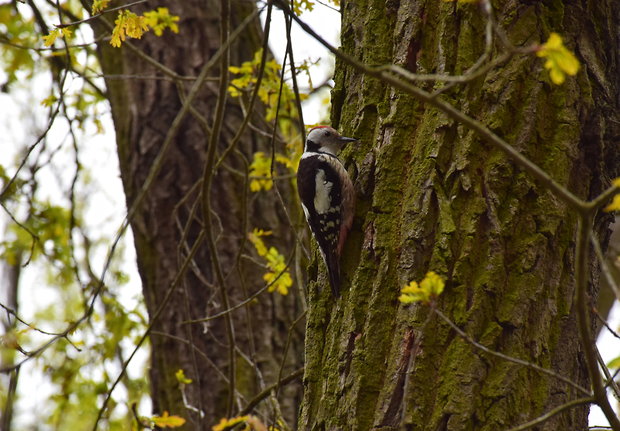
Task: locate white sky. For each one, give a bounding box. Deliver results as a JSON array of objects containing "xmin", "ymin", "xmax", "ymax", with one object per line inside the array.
[{"xmin": 262, "ymin": 3, "xmax": 340, "ymax": 125}]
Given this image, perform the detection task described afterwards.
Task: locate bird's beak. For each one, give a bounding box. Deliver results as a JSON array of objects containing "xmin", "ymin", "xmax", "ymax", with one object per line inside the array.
[{"xmin": 339, "ymin": 136, "xmax": 358, "ymax": 144}]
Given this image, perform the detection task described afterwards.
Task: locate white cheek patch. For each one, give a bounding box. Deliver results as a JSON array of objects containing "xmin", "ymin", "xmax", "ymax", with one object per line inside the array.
[{"xmin": 314, "ymin": 169, "xmax": 333, "ymax": 214}]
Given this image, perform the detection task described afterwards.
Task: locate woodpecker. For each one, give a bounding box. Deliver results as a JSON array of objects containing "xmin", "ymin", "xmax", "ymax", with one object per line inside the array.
[{"xmin": 297, "ymin": 126, "xmax": 357, "ymax": 297}]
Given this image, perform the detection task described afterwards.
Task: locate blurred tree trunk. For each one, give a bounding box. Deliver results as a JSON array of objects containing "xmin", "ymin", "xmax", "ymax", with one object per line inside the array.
[
  {"xmin": 90, "ymin": 1, "xmax": 303, "ymax": 428},
  {"xmin": 301, "ymin": 1, "xmax": 620, "ymax": 430},
  {"xmin": 0, "ymin": 252, "xmax": 21, "ymax": 431}
]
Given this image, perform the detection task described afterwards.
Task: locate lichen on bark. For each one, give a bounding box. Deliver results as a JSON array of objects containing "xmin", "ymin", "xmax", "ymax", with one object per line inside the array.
[{"xmin": 300, "ymin": 0, "xmax": 620, "ymax": 430}]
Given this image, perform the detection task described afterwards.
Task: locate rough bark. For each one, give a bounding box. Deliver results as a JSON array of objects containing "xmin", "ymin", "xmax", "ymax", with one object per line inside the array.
[
  {"xmin": 301, "ymin": 1, "xmax": 620, "ymax": 430},
  {"xmin": 91, "ymin": 1, "xmax": 303, "ymax": 427}
]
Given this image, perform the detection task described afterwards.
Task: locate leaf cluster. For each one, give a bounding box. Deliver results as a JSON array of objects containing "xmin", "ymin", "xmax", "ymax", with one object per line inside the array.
[
  {"xmin": 399, "ymin": 271, "xmax": 445, "ymax": 305},
  {"xmin": 248, "ymin": 229, "xmax": 293, "ymax": 295},
  {"xmin": 228, "ymin": 48, "xmax": 308, "ymax": 122},
  {"xmin": 212, "ymin": 414, "xmax": 272, "ymax": 431},
  {"xmin": 536, "ymin": 32, "xmax": 580, "ymax": 85}
]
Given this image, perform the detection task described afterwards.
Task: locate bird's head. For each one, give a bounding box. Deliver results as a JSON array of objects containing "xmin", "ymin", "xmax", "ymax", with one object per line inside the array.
[{"xmin": 305, "ymin": 126, "xmax": 357, "ymax": 156}]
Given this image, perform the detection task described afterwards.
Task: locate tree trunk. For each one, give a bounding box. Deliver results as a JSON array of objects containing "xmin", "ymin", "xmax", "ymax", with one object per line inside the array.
[
  {"xmin": 301, "ymin": 1, "xmax": 620, "ymax": 430},
  {"xmin": 91, "ymin": 1, "xmax": 303, "ymax": 427}
]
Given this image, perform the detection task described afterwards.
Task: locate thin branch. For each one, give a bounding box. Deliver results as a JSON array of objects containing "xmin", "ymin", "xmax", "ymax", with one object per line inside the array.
[
  {"xmin": 54, "ymin": 0, "xmax": 148, "ymax": 29},
  {"xmin": 92, "ymin": 230, "xmax": 207, "ymax": 430},
  {"xmin": 591, "ymin": 232, "xmax": 620, "ymax": 302},
  {"xmin": 503, "ymin": 397, "xmax": 594, "ymax": 431},
  {"xmin": 0, "ymin": 302, "xmax": 67, "ymax": 337},
  {"xmin": 91, "ymin": 4, "xmax": 252, "ymax": 426},
  {"xmin": 596, "ymin": 347, "xmax": 620, "ymax": 402},
  {"xmin": 214, "ymin": 3, "xmax": 269, "ymax": 170},
  {"xmin": 0, "ymin": 101, "xmax": 62, "ymax": 202},
  {"xmin": 0, "ymin": 34, "xmax": 97, "ymax": 52},
  {"xmin": 587, "ymin": 185, "xmax": 619, "ymax": 212},
  {"xmin": 273, "ymin": 0, "xmax": 587, "ymax": 213},
  {"xmin": 87, "ymin": 72, "xmax": 200, "ymax": 81},
  {"xmin": 275, "ymin": 312, "xmax": 306, "ymax": 398},
  {"xmin": 184, "ymin": 249, "xmax": 296, "ymax": 324},
  {"xmin": 150, "ymin": 329, "xmax": 248, "ymax": 405},
  {"xmin": 199, "ymin": 0, "xmax": 236, "ymax": 417},
  {"xmin": 314, "ymin": 0, "xmax": 339, "ymax": 13},
  {"xmin": 595, "ymin": 310, "xmax": 620, "ymax": 341},
  {"xmin": 283, "ymin": 1, "xmax": 305, "ymax": 141},
  {"xmin": 263, "ymin": 20, "xmax": 309, "ymax": 285},
  {"xmin": 433, "ymin": 308, "xmax": 591, "ymax": 396},
  {"xmin": 575, "ymin": 215, "xmax": 620, "ymax": 430},
  {"xmin": 239, "ymin": 368, "xmax": 304, "ymax": 415},
  {"xmin": 0, "ymin": 201, "xmax": 39, "ymax": 267}
]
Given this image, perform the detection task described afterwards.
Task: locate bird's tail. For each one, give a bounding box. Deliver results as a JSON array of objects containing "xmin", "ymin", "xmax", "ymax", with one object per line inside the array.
[{"xmin": 325, "ymin": 252, "xmax": 341, "ymax": 297}]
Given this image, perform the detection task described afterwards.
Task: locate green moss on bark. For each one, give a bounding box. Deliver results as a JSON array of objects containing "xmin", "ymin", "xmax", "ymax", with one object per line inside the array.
[{"xmin": 301, "ymin": 1, "xmax": 619, "ymax": 430}]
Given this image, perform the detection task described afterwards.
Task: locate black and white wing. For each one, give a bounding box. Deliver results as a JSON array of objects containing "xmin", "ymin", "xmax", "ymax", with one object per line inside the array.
[{"xmin": 297, "ymin": 154, "xmax": 344, "ymax": 296}]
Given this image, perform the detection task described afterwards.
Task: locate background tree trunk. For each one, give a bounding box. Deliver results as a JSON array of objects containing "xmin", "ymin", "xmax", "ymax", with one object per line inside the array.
[
  {"xmin": 301, "ymin": 1, "xmax": 620, "ymax": 430},
  {"xmin": 91, "ymin": 1, "xmax": 304, "ymax": 427}
]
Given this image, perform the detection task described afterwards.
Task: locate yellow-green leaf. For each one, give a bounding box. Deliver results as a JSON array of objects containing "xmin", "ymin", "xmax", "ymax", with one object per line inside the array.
[
  {"xmin": 42, "ymin": 29, "xmax": 61, "ymax": 47},
  {"xmin": 605, "ymin": 194, "xmax": 620, "ymax": 212},
  {"xmin": 110, "ymin": 10, "xmax": 148, "ymax": 47},
  {"xmin": 61, "ymin": 27, "xmax": 73, "ymax": 39},
  {"xmin": 536, "ymin": 33, "xmax": 580, "ymax": 85},
  {"xmin": 41, "ymin": 93, "xmax": 57, "ymax": 107},
  {"xmin": 399, "ymin": 271, "xmax": 445, "ymax": 305},
  {"xmin": 248, "ymin": 228, "xmax": 270, "ymax": 256},
  {"xmin": 292, "ymin": 0, "xmax": 315, "ymax": 14},
  {"xmin": 91, "ymin": 0, "xmax": 110, "ymax": 14},
  {"xmin": 249, "ymin": 151, "xmax": 273, "ymax": 191},
  {"xmin": 175, "ymin": 369, "xmax": 193, "ymax": 385},
  {"xmin": 212, "ymin": 415, "xmax": 249, "ymax": 431},
  {"xmin": 152, "ymin": 411, "xmax": 186, "ymax": 428},
  {"xmin": 248, "ymin": 229, "xmax": 292, "ymax": 295},
  {"xmin": 607, "ymin": 355, "xmax": 620, "ymax": 370},
  {"xmin": 143, "ymin": 7, "xmax": 180, "ymax": 36}
]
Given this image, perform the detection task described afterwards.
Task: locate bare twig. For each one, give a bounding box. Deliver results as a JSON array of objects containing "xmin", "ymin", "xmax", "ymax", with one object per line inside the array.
[
  {"xmin": 587, "ymin": 185, "xmax": 620, "ymax": 213},
  {"xmin": 54, "ymin": 0, "xmax": 148, "ymax": 29},
  {"xmin": 0, "ymin": 302, "xmax": 67, "ymax": 337},
  {"xmin": 239, "ymin": 367, "xmax": 304, "ymax": 415},
  {"xmin": 503, "ymin": 397, "xmax": 594, "ymax": 431},
  {"xmin": 591, "ymin": 232, "xmax": 620, "ymax": 302},
  {"xmin": 198, "ymin": 0, "xmax": 236, "ymax": 417},
  {"xmin": 595, "ymin": 347, "xmax": 620, "ymax": 402},
  {"xmin": 93, "ymin": 229, "xmax": 207, "ymax": 430},
  {"xmin": 92, "ymin": 2, "xmax": 251, "ymax": 425},
  {"xmin": 274, "ymin": 0, "xmax": 586, "ymax": 212},
  {"xmin": 275, "ymin": 312, "xmax": 306, "ymax": 398},
  {"xmin": 575, "ymin": 215, "xmax": 620, "ymax": 430},
  {"xmin": 595, "ymin": 310, "xmax": 620, "ymax": 341},
  {"xmin": 183, "ymin": 250, "xmax": 296, "ymax": 324},
  {"xmin": 433, "ymin": 308, "xmax": 590, "ymax": 396}
]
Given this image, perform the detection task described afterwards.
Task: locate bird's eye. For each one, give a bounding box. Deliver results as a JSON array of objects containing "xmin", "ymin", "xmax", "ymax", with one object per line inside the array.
[{"xmin": 324, "ymin": 131, "xmax": 331, "ymax": 137}]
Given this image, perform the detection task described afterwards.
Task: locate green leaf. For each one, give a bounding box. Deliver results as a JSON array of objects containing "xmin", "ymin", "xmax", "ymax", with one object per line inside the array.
[
  {"xmin": 605, "ymin": 195, "xmax": 620, "ymax": 212},
  {"xmin": 175, "ymin": 369, "xmax": 193, "ymax": 385},
  {"xmin": 212, "ymin": 416, "xmax": 249, "ymax": 431},
  {"xmin": 143, "ymin": 8, "xmax": 180, "ymax": 36},
  {"xmin": 110, "ymin": 10, "xmax": 148, "ymax": 47},
  {"xmin": 152, "ymin": 411, "xmax": 186, "ymax": 428},
  {"xmin": 399, "ymin": 272, "xmax": 445, "ymax": 305},
  {"xmin": 42, "ymin": 29, "xmax": 61, "ymax": 47},
  {"xmin": 607, "ymin": 356, "xmax": 620, "ymax": 370},
  {"xmin": 536, "ymin": 33, "xmax": 580, "ymax": 85},
  {"xmin": 91, "ymin": 0, "xmax": 111, "ymax": 14},
  {"xmin": 248, "ymin": 229, "xmax": 292, "ymax": 295}
]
